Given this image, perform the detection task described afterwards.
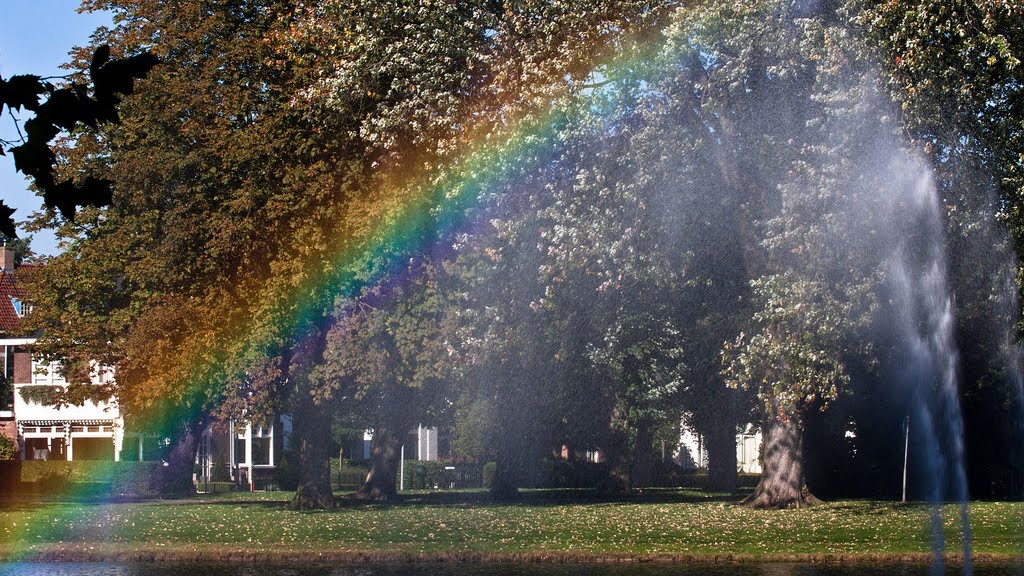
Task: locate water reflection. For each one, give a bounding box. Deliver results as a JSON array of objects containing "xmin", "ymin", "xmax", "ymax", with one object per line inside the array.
[{"xmin": 2, "ymin": 564, "xmax": 1022, "ymax": 576}]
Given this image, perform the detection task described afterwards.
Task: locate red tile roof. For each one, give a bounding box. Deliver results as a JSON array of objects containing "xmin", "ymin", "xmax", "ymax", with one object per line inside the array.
[{"xmin": 0, "ymin": 264, "xmax": 38, "ymax": 336}]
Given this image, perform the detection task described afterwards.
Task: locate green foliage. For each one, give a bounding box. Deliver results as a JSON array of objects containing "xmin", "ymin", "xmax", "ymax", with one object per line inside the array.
[
  {"xmin": 0, "ymin": 435, "xmax": 16, "ymax": 461},
  {"xmin": 18, "ymin": 0, "xmax": 1024, "ymax": 505},
  {"xmin": 210, "ymin": 451, "xmax": 230, "ymax": 483},
  {"xmin": 274, "ymin": 451, "xmax": 299, "ymax": 491},
  {"xmin": 18, "ymin": 385, "xmax": 62, "ymax": 405},
  {"xmin": 400, "ymin": 461, "xmax": 463, "ymax": 490},
  {"xmin": 722, "ymin": 274, "xmax": 852, "ymax": 417},
  {"xmin": 858, "ymin": 0, "xmax": 1024, "ymax": 234},
  {"xmin": 18, "ymin": 384, "xmax": 111, "ymax": 406},
  {"xmin": 0, "ymin": 234, "xmax": 34, "ymax": 266},
  {"xmin": 406, "ymin": 461, "xmax": 432, "ymax": 491},
  {"xmin": 17, "ymin": 460, "xmax": 163, "ymax": 498},
  {"xmin": 331, "ymin": 458, "xmax": 369, "ymax": 490},
  {"xmin": 0, "ymin": 377, "xmax": 12, "ymax": 412},
  {"xmin": 482, "ymin": 461, "xmax": 497, "ymax": 490},
  {"xmin": 451, "ymin": 396, "xmax": 491, "ymax": 461}
]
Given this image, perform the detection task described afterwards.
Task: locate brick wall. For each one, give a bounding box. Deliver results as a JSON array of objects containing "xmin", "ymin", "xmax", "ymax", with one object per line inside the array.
[
  {"xmin": 12, "ymin": 350, "xmax": 31, "ymax": 384},
  {"xmin": 0, "ymin": 420, "xmax": 15, "ymax": 443}
]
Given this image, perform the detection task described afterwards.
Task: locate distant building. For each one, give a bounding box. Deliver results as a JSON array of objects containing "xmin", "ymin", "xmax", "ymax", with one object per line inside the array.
[
  {"xmin": 676, "ymin": 418, "xmax": 763, "ymax": 474},
  {"xmin": 194, "ymin": 416, "xmax": 291, "ymax": 491},
  {"xmin": 343, "ymin": 425, "xmax": 446, "ymax": 462},
  {"xmin": 14, "ymin": 359, "xmax": 121, "ymax": 461},
  {"xmin": 0, "ymin": 244, "xmax": 124, "ymax": 462}
]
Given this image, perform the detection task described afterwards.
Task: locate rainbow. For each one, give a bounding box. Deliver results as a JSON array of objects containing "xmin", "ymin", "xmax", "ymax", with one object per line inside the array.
[
  {"xmin": 0, "ymin": 18, "xmax": 671, "ymax": 562},
  {"xmin": 158, "ymin": 23, "xmax": 668, "ymax": 432}
]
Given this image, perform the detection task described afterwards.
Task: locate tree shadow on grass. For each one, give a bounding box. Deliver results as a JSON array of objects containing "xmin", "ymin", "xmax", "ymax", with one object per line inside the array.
[
  {"xmin": 819, "ymin": 500, "xmax": 972, "ymax": 517},
  {"xmin": 332, "ymin": 486, "xmax": 753, "ymax": 509},
  {"xmin": 1, "ymin": 485, "xmax": 754, "ymax": 512}
]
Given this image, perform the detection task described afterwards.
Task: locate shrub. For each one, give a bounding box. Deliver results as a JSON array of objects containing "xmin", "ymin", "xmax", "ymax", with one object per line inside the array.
[
  {"xmin": 274, "ymin": 451, "xmax": 299, "ymax": 491},
  {"xmin": 109, "ymin": 462, "xmax": 163, "ymax": 498},
  {"xmin": 206, "ymin": 481, "xmax": 238, "ymax": 494},
  {"xmin": 543, "ymin": 459, "xmax": 611, "ymax": 489},
  {"xmin": 406, "ymin": 461, "xmax": 447, "ymax": 489},
  {"xmin": 333, "ymin": 459, "xmax": 369, "ymax": 490},
  {"xmin": 0, "ymin": 435, "xmax": 16, "ymax": 461},
  {"xmin": 210, "ymin": 452, "xmax": 230, "ymax": 482},
  {"xmin": 18, "ymin": 461, "xmax": 163, "ymax": 498},
  {"xmin": 482, "ymin": 461, "xmax": 497, "ymax": 489}
]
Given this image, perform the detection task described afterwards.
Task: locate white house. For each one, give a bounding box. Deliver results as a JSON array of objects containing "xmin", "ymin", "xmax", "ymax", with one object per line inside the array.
[
  {"xmin": 12, "ymin": 357, "xmax": 122, "ymax": 461},
  {"xmin": 194, "ymin": 415, "xmax": 291, "ymax": 491},
  {"xmin": 0, "ymin": 244, "xmax": 122, "ymax": 462},
  {"xmin": 347, "ymin": 425, "xmax": 443, "ymax": 461},
  {"xmin": 677, "ymin": 418, "xmax": 763, "ymax": 474}
]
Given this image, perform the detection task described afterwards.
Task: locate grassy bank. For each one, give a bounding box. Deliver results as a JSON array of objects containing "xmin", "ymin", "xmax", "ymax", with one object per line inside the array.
[{"xmin": 0, "ymin": 489, "xmax": 1021, "ymax": 563}]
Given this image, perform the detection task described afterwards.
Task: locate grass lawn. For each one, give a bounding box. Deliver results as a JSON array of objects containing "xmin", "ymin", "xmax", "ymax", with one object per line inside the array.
[{"xmin": 0, "ymin": 489, "xmax": 1021, "ymax": 563}]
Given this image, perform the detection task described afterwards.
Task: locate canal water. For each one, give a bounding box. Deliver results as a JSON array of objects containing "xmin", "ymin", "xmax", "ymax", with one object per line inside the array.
[{"xmin": 1, "ymin": 563, "xmax": 1022, "ymax": 576}]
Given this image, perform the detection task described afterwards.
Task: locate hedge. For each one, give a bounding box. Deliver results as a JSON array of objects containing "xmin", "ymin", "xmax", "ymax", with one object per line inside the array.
[
  {"xmin": 482, "ymin": 461, "xmax": 497, "ymax": 489},
  {"xmin": 399, "ymin": 461, "xmax": 488, "ymax": 490},
  {"xmin": 194, "ymin": 481, "xmax": 240, "ymax": 494},
  {"xmin": 331, "ymin": 458, "xmax": 370, "ymax": 490},
  {"xmin": 5, "ymin": 460, "xmax": 165, "ymax": 498}
]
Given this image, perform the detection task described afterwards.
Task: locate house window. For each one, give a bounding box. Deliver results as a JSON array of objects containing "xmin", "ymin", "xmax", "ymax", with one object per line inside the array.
[
  {"xmin": 252, "ymin": 436, "xmax": 271, "ymax": 466},
  {"xmin": 234, "ymin": 437, "xmax": 247, "ymax": 465},
  {"xmin": 9, "ymin": 297, "xmax": 22, "ymax": 317}
]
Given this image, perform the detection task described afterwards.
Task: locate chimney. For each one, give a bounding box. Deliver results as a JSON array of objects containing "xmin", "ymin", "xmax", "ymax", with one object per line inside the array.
[{"xmin": 0, "ymin": 244, "xmax": 13, "ymax": 272}]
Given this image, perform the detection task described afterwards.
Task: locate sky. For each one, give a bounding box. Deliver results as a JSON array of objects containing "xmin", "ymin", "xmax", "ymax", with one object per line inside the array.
[{"xmin": 0, "ymin": 1, "xmax": 113, "ymax": 256}]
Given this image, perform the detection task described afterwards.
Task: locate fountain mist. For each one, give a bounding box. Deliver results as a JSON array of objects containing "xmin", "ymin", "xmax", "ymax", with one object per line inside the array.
[{"xmin": 883, "ymin": 157, "xmax": 971, "ymax": 572}]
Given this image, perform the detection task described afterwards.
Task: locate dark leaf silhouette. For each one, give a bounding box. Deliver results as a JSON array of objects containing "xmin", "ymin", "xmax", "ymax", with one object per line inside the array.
[
  {"xmin": 93, "ymin": 52, "xmax": 160, "ymax": 108},
  {"xmin": 0, "ymin": 75, "xmax": 47, "ymax": 112},
  {"xmin": 46, "ymin": 180, "xmax": 82, "ymax": 222},
  {"xmin": 43, "ymin": 89, "xmax": 92, "ymax": 131},
  {"xmin": 23, "ymin": 116, "xmax": 61, "ymax": 144},
  {"xmin": 10, "ymin": 141, "xmax": 55, "ymax": 183},
  {"xmin": 0, "ymin": 203, "xmax": 16, "ymax": 238},
  {"xmin": 0, "ymin": 45, "xmax": 159, "ymax": 237},
  {"xmin": 72, "ymin": 176, "xmax": 115, "ymax": 210}
]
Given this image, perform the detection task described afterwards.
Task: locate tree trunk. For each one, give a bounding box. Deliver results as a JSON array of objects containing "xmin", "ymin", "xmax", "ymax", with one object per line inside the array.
[
  {"xmin": 286, "ymin": 313, "xmax": 336, "ymax": 510},
  {"xmin": 630, "ymin": 421, "xmax": 655, "ymax": 488},
  {"xmin": 290, "ymin": 397, "xmax": 335, "ymax": 509},
  {"xmin": 490, "ymin": 456, "xmax": 521, "ymax": 500},
  {"xmin": 488, "ymin": 366, "xmax": 538, "ymax": 500},
  {"xmin": 706, "ymin": 414, "xmax": 738, "ymax": 493},
  {"xmin": 598, "ymin": 397, "xmax": 630, "ymax": 496},
  {"xmin": 743, "ymin": 413, "xmax": 819, "ymax": 508},
  {"xmin": 152, "ymin": 421, "xmax": 199, "ymax": 497},
  {"xmin": 600, "ymin": 413, "xmax": 632, "ymax": 496},
  {"xmin": 357, "ymin": 427, "xmax": 402, "ymax": 501}
]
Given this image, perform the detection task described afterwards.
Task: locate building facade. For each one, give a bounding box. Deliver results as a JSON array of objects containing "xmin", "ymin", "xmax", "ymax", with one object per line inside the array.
[
  {"xmin": 677, "ymin": 418, "xmax": 763, "ymax": 474},
  {"xmin": 0, "ymin": 245, "xmax": 123, "ymax": 462},
  {"xmin": 13, "ymin": 356, "xmax": 122, "ymax": 461}
]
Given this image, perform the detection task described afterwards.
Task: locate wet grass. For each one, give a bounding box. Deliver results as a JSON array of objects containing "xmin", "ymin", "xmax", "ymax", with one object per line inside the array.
[{"xmin": 0, "ymin": 489, "xmax": 1020, "ymax": 562}]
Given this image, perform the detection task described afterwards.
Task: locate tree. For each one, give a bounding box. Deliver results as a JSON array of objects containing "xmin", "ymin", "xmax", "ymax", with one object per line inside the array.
[
  {"xmin": 318, "ymin": 259, "xmax": 459, "ymax": 501},
  {"xmin": 21, "ymin": 0, "xmax": 375, "ymax": 500},
  {"xmin": 723, "ymin": 275, "xmax": 852, "ymax": 507},
  {"xmin": 672, "ymin": 0, "xmax": 886, "ymax": 506}
]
